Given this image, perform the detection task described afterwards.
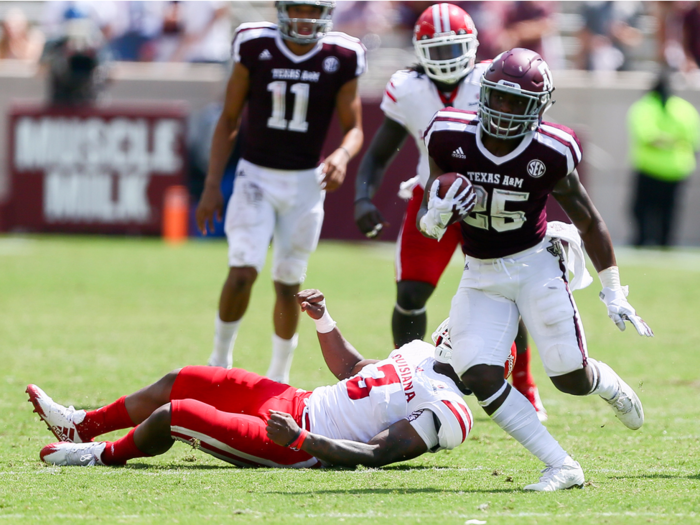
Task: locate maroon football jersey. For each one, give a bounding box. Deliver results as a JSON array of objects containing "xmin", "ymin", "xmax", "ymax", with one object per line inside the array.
[
  {"xmin": 425, "ymin": 109, "xmax": 582, "ymax": 259},
  {"xmin": 232, "ymin": 22, "xmax": 366, "ymax": 170}
]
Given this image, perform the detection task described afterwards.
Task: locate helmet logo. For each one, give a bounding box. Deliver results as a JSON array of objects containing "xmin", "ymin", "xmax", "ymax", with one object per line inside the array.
[
  {"xmin": 323, "ymin": 56, "xmax": 339, "ymax": 73},
  {"xmin": 527, "ymin": 159, "xmax": 546, "ymax": 178}
]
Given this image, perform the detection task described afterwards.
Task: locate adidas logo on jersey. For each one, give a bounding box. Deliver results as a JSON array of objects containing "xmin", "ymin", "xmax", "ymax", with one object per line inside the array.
[
  {"xmin": 452, "ymin": 147, "xmax": 466, "ymax": 159},
  {"xmin": 258, "ymin": 49, "xmax": 272, "ymax": 60}
]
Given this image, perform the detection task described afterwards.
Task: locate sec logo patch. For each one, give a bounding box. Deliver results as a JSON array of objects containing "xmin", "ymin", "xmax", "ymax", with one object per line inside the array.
[
  {"xmin": 527, "ymin": 159, "xmax": 546, "ymax": 178},
  {"xmin": 323, "ymin": 56, "xmax": 339, "ymax": 73}
]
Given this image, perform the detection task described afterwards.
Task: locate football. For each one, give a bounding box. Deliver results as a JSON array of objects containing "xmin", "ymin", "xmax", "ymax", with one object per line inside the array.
[{"xmin": 434, "ymin": 172, "xmax": 474, "ymax": 226}]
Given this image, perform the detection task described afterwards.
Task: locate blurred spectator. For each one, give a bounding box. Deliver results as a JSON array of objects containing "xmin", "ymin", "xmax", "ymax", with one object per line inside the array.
[
  {"xmin": 332, "ymin": 1, "xmax": 395, "ymax": 50},
  {"xmin": 682, "ymin": 2, "xmax": 700, "ymax": 70},
  {"xmin": 467, "ymin": 2, "xmax": 509, "ymax": 62},
  {"xmin": 108, "ymin": 2, "xmax": 163, "ymax": 61},
  {"xmin": 41, "ymin": 14, "xmax": 110, "ymax": 106},
  {"xmin": 0, "ymin": 8, "xmax": 45, "ymax": 61},
  {"xmin": 500, "ymin": 1, "xmax": 556, "ymax": 59},
  {"xmin": 153, "ymin": 2, "xmax": 231, "ymax": 63},
  {"xmin": 628, "ymin": 72, "xmax": 700, "ymax": 247},
  {"xmin": 577, "ymin": 1, "xmax": 643, "ymax": 71},
  {"xmin": 42, "ymin": 1, "xmax": 116, "ymax": 40}
]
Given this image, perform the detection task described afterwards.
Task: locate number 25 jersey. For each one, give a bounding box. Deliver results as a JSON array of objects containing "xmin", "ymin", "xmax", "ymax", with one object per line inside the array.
[
  {"xmin": 232, "ymin": 22, "xmax": 366, "ymax": 171},
  {"xmin": 306, "ymin": 340, "xmax": 473, "ymax": 451}
]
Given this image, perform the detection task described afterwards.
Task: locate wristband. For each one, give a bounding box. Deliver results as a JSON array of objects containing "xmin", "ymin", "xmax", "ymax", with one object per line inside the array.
[
  {"xmin": 288, "ymin": 429, "xmax": 308, "ymax": 451},
  {"xmin": 339, "ymin": 146, "xmax": 351, "ymax": 159},
  {"xmin": 598, "ymin": 266, "xmax": 621, "ymax": 290},
  {"xmin": 313, "ymin": 308, "xmax": 336, "ymax": 333}
]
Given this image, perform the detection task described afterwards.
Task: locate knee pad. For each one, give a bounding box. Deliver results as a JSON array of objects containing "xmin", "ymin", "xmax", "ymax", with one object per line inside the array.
[
  {"xmin": 273, "ymin": 258, "xmax": 307, "ymax": 285},
  {"xmin": 541, "ymin": 343, "xmax": 585, "ymax": 377}
]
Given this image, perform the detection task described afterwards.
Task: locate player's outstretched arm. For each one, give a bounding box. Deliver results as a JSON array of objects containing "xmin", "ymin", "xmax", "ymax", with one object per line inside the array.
[
  {"xmin": 354, "ymin": 117, "xmax": 409, "ymax": 238},
  {"xmin": 553, "ymin": 170, "xmax": 653, "ymax": 336},
  {"xmin": 195, "ymin": 62, "xmax": 249, "ymax": 235},
  {"xmin": 297, "ymin": 289, "xmax": 378, "ymax": 380},
  {"xmin": 322, "ymin": 78, "xmax": 364, "ymax": 192},
  {"xmin": 266, "ymin": 410, "xmax": 428, "ymax": 468}
]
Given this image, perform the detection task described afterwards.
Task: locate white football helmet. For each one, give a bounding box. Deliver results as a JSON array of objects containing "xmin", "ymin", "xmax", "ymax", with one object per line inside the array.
[
  {"xmin": 413, "ymin": 3, "xmax": 479, "ymax": 84},
  {"xmin": 277, "ymin": 1, "xmax": 335, "ymax": 44},
  {"xmin": 431, "ymin": 318, "xmax": 453, "ymax": 364}
]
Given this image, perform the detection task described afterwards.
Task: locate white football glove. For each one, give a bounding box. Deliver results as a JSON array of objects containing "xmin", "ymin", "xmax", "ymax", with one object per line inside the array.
[
  {"xmin": 599, "ymin": 286, "xmax": 653, "ymax": 337},
  {"xmin": 419, "ymin": 178, "xmax": 475, "ymax": 241}
]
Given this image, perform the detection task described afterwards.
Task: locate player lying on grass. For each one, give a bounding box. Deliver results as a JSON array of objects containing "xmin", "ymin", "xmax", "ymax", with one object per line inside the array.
[{"xmin": 28, "ymin": 289, "xmax": 514, "ymax": 470}]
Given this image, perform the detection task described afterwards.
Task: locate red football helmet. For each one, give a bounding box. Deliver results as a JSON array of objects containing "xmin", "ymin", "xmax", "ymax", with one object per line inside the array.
[
  {"xmin": 479, "ymin": 48, "xmax": 554, "ymax": 139},
  {"xmin": 413, "ymin": 3, "xmax": 478, "ymax": 84},
  {"xmin": 277, "ymin": 1, "xmax": 335, "ymax": 44}
]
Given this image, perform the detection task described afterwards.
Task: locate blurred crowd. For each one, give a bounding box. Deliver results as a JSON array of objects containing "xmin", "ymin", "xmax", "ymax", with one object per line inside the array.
[{"xmin": 0, "ymin": 1, "xmax": 698, "ymax": 73}]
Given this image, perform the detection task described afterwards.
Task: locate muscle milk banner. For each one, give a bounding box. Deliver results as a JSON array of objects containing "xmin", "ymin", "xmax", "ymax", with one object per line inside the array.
[{"xmin": 6, "ymin": 104, "xmax": 186, "ymax": 234}]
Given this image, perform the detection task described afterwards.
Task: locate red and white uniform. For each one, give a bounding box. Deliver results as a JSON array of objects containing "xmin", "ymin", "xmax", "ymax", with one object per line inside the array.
[
  {"xmin": 226, "ymin": 23, "xmax": 366, "ymax": 283},
  {"xmin": 169, "ymin": 341, "xmax": 471, "ymax": 468},
  {"xmin": 380, "ymin": 63, "xmax": 489, "ymax": 285},
  {"xmin": 425, "ymin": 108, "xmax": 587, "ymax": 377}
]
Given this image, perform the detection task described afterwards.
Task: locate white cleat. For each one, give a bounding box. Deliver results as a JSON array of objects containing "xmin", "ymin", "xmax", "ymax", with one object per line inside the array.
[
  {"xmin": 604, "ymin": 378, "xmax": 644, "ymax": 430},
  {"xmin": 524, "ymin": 457, "xmax": 585, "ymax": 492},
  {"xmin": 40, "ymin": 441, "xmax": 106, "ymax": 467},
  {"xmin": 26, "ymin": 384, "xmax": 88, "ymax": 443}
]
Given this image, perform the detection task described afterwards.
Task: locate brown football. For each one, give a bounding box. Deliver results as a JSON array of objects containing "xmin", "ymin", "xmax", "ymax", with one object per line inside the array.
[{"xmin": 434, "ymin": 172, "xmax": 474, "ymax": 226}]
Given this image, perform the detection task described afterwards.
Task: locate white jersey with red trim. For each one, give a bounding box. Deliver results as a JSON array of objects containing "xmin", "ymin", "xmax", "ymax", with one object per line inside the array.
[
  {"xmin": 380, "ymin": 62, "xmax": 490, "ymax": 188},
  {"xmin": 306, "ymin": 340, "xmax": 472, "ymax": 451}
]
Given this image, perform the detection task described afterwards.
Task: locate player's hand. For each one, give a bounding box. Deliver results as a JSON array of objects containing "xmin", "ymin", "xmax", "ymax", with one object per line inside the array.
[
  {"xmin": 296, "ymin": 289, "xmax": 326, "ymax": 320},
  {"xmin": 266, "ymin": 410, "xmax": 301, "ymax": 447},
  {"xmin": 419, "ymin": 179, "xmax": 473, "ymax": 240},
  {"xmin": 599, "ymin": 286, "xmax": 654, "ymax": 336},
  {"xmin": 321, "ymin": 148, "xmax": 350, "ymax": 192},
  {"xmin": 195, "ymin": 183, "xmax": 224, "ymax": 235},
  {"xmin": 354, "ymin": 198, "xmax": 389, "ymax": 239}
]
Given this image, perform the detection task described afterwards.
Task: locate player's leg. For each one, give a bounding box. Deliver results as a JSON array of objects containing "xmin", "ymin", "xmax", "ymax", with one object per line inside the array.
[
  {"xmin": 26, "ymin": 370, "xmax": 180, "ymax": 443},
  {"xmin": 393, "ymin": 186, "xmax": 461, "ymax": 347},
  {"xmin": 518, "ymin": 246, "xmax": 643, "ymax": 430},
  {"xmin": 209, "ymin": 161, "xmax": 276, "ymax": 368},
  {"xmin": 451, "ymin": 260, "xmax": 582, "ymax": 491},
  {"xmin": 267, "ymin": 166, "xmax": 325, "ymax": 382},
  {"xmin": 511, "ymin": 319, "xmax": 547, "ymax": 421}
]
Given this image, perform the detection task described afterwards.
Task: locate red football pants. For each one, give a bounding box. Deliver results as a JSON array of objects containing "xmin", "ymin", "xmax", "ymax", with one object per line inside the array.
[
  {"xmin": 396, "ymin": 185, "xmax": 463, "ymax": 286},
  {"xmin": 169, "ymin": 366, "xmax": 319, "ymax": 468}
]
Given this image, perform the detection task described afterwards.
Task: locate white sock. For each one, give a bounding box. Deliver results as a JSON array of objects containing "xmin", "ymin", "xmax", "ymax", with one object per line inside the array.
[
  {"xmin": 266, "ymin": 333, "xmax": 299, "ymax": 384},
  {"xmin": 491, "ymin": 386, "xmax": 569, "ymax": 468},
  {"xmin": 587, "ymin": 358, "xmax": 621, "ymax": 401},
  {"xmin": 208, "ymin": 316, "xmax": 241, "ymax": 368}
]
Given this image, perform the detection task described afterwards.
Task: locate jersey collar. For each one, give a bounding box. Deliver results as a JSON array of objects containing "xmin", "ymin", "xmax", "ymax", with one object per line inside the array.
[
  {"xmin": 476, "ymin": 126, "xmax": 534, "ymax": 165},
  {"xmin": 275, "ymin": 32, "xmax": 323, "ymax": 63},
  {"xmin": 436, "ymin": 84, "xmax": 460, "ymax": 107}
]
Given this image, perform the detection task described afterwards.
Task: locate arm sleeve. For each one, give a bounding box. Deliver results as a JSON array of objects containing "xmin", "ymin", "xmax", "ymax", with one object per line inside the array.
[{"xmin": 407, "ymin": 409, "xmax": 439, "ymax": 451}]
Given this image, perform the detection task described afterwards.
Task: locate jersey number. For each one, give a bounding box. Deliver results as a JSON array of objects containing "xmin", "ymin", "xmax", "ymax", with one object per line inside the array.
[
  {"xmin": 267, "ymin": 81, "xmax": 309, "ymax": 132},
  {"xmin": 465, "ymin": 185, "xmax": 530, "ymax": 232},
  {"xmin": 346, "ymin": 364, "xmax": 401, "ymax": 400}
]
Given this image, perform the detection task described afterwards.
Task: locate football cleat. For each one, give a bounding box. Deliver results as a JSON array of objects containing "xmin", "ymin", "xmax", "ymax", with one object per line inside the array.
[
  {"xmin": 515, "ymin": 384, "xmax": 548, "ymax": 422},
  {"xmin": 604, "ymin": 378, "xmax": 644, "ymax": 430},
  {"xmin": 26, "ymin": 384, "xmax": 88, "ymax": 443},
  {"xmin": 40, "ymin": 441, "xmax": 106, "ymax": 467},
  {"xmin": 523, "ymin": 457, "xmax": 585, "ymax": 491}
]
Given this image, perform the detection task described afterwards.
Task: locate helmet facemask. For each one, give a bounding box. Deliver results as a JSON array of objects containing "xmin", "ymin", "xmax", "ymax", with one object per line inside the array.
[
  {"xmin": 277, "ymin": 1, "xmax": 335, "ymax": 44},
  {"xmin": 432, "ymin": 318, "xmax": 453, "ymax": 364},
  {"xmin": 414, "ymin": 31, "xmax": 478, "ymax": 84},
  {"xmin": 479, "ymin": 80, "xmax": 553, "ymax": 139}
]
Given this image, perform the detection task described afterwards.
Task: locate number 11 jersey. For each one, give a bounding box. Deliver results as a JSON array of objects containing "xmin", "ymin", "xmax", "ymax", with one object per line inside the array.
[{"xmin": 232, "ymin": 22, "xmax": 366, "ymax": 171}]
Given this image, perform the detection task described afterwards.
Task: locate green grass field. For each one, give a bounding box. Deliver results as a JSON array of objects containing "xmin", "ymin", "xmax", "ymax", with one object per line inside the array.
[{"xmin": 1, "ymin": 235, "xmax": 698, "ymax": 524}]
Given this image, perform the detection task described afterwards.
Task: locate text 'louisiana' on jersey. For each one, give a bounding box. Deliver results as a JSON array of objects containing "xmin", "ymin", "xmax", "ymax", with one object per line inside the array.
[
  {"xmin": 232, "ymin": 22, "xmax": 366, "ymax": 171},
  {"xmin": 306, "ymin": 340, "xmax": 472, "ymax": 451},
  {"xmin": 425, "ymin": 108, "xmax": 582, "ymax": 259},
  {"xmin": 380, "ymin": 61, "xmax": 490, "ymax": 189}
]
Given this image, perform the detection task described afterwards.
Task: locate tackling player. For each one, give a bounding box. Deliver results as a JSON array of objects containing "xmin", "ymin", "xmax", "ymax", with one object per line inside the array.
[
  {"xmin": 354, "ymin": 3, "xmax": 546, "ymax": 420},
  {"xmin": 418, "ymin": 48, "xmax": 653, "ymax": 491},
  {"xmin": 28, "ymin": 289, "xmax": 490, "ymax": 469},
  {"xmin": 196, "ymin": 1, "xmax": 365, "ymax": 383}
]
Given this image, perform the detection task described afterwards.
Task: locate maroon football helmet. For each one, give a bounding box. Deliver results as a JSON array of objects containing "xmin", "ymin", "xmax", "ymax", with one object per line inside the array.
[
  {"xmin": 413, "ymin": 3, "xmax": 478, "ymax": 84},
  {"xmin": 479, "ymin": 48, "xmax": 554, "ymax": 139}
]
